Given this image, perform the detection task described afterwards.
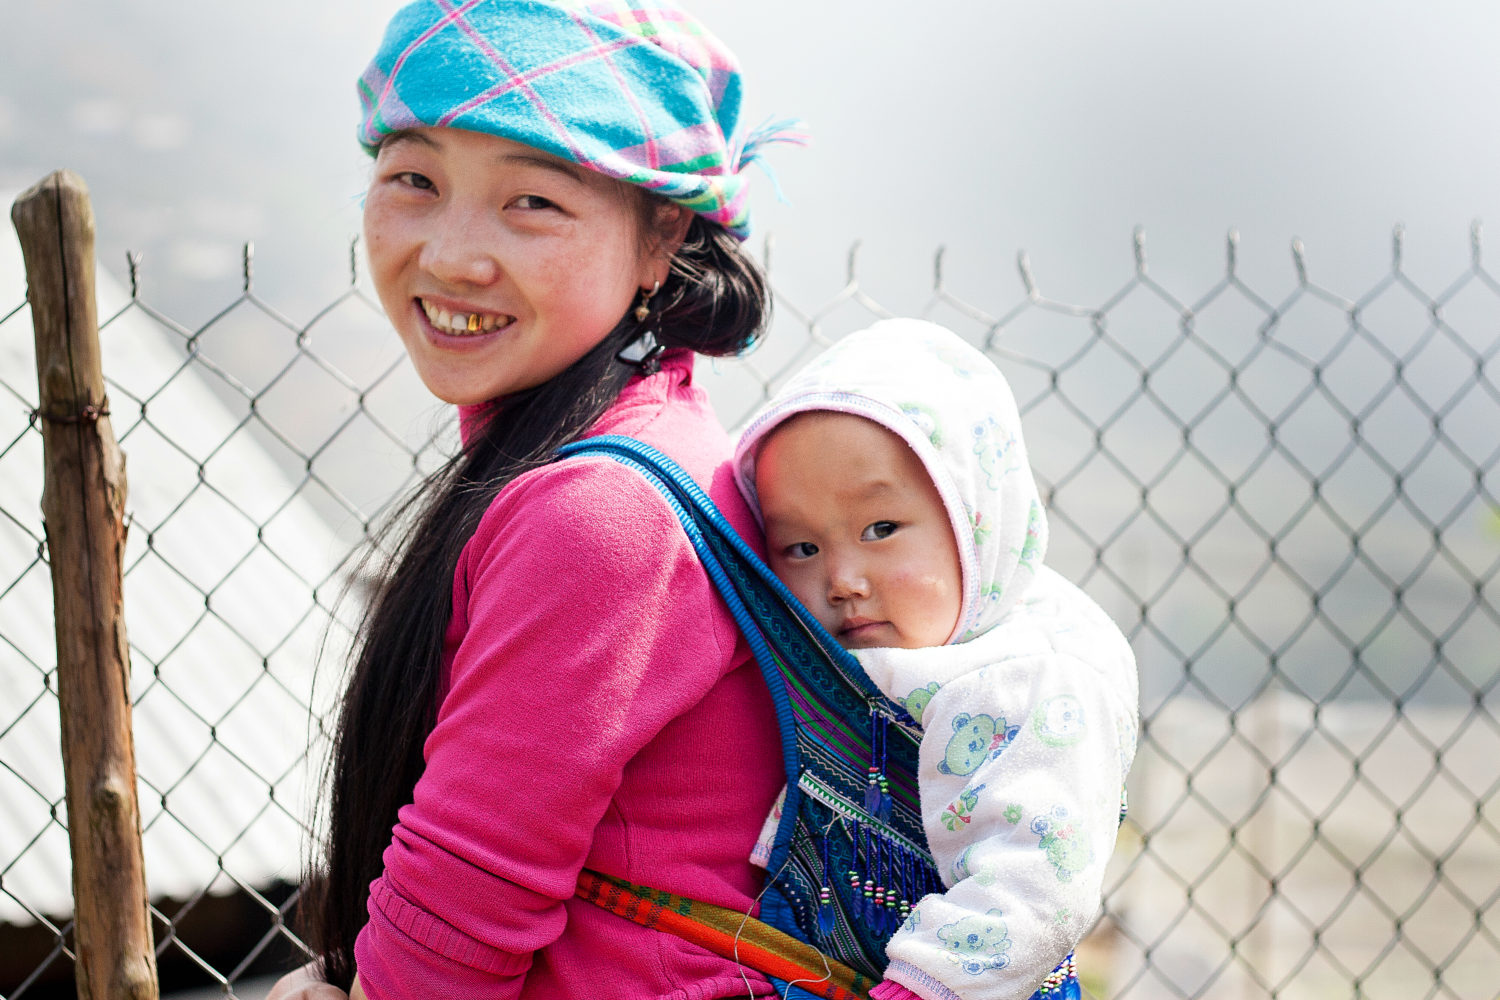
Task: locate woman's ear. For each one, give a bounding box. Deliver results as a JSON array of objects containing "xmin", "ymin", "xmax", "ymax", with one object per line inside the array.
[{"xmin": 643, "ymin": 202, "xmax": 694, "ymax": 286}]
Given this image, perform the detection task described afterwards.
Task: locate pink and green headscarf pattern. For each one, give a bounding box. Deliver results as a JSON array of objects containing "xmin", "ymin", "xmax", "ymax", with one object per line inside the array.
[{"xmin": 357, "ymin": 0, "xmax": 804, "ymax": 240}]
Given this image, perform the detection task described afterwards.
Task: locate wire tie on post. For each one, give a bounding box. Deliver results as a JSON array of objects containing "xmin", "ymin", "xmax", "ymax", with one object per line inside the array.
[{"xmin": 33, "ymin": 401, "xmax": 110, "ymax": 425}]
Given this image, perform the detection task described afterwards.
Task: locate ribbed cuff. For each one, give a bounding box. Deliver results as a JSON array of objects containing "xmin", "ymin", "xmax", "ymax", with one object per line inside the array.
[{"xmin": 870, "ymin": 980, "xmax": 924, "ymax": 1000}]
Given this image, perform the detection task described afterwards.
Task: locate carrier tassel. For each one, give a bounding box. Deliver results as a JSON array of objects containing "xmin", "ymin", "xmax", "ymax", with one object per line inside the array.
[
  {"xmin": 817, "ymin": 826, "xmax": 836, "ymax": 935},
  {"xmin": 865, "ymin": 709, "xmax": 893, "ymax": 821},
  {"xmin": 871, "ymin": 833, "xmax": 889, "ymax": 935}
]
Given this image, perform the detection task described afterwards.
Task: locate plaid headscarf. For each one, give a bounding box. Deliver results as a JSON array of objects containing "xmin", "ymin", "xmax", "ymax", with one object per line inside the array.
[{"xmin": 357, "ymin": 0, "xmax": 804, "ymax": 240}]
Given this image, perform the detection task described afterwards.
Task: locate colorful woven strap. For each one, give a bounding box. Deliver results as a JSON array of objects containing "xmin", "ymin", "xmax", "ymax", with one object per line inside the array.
[
  {"xmin": 557, "ymin": 435, "xmax": 937, "ymax": 977},
  {"xmin": 575, "ymin": 870, "xmax": 876, "ymax": 1000}
]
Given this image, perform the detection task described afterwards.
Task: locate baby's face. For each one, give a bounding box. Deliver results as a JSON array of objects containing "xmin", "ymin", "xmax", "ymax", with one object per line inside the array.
[{"xmin": 755, "ymin": 412, "xmax": 962, "ymax": 649}]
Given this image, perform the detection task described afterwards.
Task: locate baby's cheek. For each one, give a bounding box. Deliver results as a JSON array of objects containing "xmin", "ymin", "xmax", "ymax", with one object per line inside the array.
[
  {"xmin": 900, "ymin": 567, "xmax": 960, "ymax": 608},
  {"xmin": 893, "ymin": 567, "xmax": 963, "ymax": 640},
  {"xmin": 777, "ymin": 564, "xmax": 823, "ymax": 613}
]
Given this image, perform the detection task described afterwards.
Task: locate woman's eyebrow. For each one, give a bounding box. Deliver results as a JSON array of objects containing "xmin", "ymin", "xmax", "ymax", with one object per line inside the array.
[
  {"xmin": 500, "ymin": 153, "xmax": 588, "ymax": 184},
  {"xmin": 379, "ymin": 129, "xmax": 440, "ymax": 153}
]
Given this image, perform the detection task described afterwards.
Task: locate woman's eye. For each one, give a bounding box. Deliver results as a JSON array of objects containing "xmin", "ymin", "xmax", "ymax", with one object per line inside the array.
[
  {"xmin": 786, "ymin": 541, "xmax": 819, "ymax": 559},
  {"xmin": 512, "ymin": 194, "xmax": 558, "ymax": 210},
  {"xmin": 862, "ymin": 521, "xmax": 898, "ymax": 541},
  {"xmin": 395, "ymin": 171, "xmax": 435, "ymax": 191}
]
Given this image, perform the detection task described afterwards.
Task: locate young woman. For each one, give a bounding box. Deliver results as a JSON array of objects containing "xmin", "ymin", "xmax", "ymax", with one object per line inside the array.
[{"xmin": 269, "ymin": 2, "xmax": 802, "ymax": 997}]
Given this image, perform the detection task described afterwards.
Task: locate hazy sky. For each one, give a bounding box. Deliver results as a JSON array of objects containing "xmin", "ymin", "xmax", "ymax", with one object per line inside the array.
[
  {"xmin": 5, "ymin": 2, "xmax": 1497, "ymax": 711},
  {"xmin": 4, "ymin": 0, "xmax": 1500, "ymax": 320}
]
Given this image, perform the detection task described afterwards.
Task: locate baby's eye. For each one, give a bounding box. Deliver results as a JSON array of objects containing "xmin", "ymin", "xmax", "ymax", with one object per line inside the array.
[
  {"xmin": 861, "ymin": 521, "xmax": 898, "ymax": 541},
  {"xmin": 785, "ymin": 541, "xmax": 819, "ymax": 559}
]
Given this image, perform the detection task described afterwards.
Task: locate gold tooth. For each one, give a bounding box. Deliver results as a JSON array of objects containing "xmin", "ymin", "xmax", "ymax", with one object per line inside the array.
[{"xmin": 467, "ymin": 313, "xmax": 479, "ymax": 332}]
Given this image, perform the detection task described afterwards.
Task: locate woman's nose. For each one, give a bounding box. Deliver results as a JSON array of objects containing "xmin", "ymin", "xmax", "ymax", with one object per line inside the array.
[{"xmin": 419, "ymin": 206, "xmax": 503, "ymax": 287}]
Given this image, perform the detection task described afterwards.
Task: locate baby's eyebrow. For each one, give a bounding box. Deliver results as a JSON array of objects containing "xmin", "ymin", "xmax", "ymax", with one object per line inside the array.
[{"xmin": 854, "ymin": 479, "xmax": 901, "ymax": 498}]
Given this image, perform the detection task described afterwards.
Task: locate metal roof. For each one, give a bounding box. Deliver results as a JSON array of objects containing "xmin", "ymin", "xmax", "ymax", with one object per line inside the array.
[{"xmin": 1, "ymin": 209, "xmax": 348, "ymax": 926}]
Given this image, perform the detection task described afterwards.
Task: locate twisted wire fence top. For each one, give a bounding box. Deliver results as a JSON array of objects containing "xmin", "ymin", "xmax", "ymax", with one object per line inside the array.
[{"xmin": 0, "ymin": 226, "xmax": 1496, "ymax": 999}]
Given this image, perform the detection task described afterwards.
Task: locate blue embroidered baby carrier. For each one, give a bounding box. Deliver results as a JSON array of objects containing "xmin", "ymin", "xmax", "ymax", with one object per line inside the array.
[{"xmin": 558, "ymin": 436, "xmax": 1078, "ymax": 999}]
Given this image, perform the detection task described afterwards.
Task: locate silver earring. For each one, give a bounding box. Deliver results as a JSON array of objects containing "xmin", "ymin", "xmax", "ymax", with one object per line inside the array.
[{"xmin": 633, "ymin": 280, "xmax": 660, "ymax": 323}]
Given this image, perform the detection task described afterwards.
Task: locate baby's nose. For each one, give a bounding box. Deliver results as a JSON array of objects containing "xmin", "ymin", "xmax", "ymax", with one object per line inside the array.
[{"xmin": 826, "ymin": 562, "xmax": 869, "ymax": 601}]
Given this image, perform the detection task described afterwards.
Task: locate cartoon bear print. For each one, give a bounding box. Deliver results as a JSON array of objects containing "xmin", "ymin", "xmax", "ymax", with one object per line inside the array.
[
  {"xmin": 937, "ymin": 909, "xmax": 1012, "ymax": 975},
  {"xmin": 902, "ymin": 682, "xmax": 941, "ymax": 722},
  {"xmin": 1016, "ymin": 500, "xmax": 1044, "ymax": 568},
  {"xmin": 938, "ymin": 713, "xmax": 1020, "ymax": 776},
  {"xmin": 1030, "ymin": 805, "xmax": 1094, "ymax": 882},
  {"xmin": 971, "ymin": 416, "xmax": 1018, "ymax": 491},
  {"xmin": 899, "ymin": 905, "xmax": 923, "ymax": 936},
  {"xmin": 899, "ymin": 401, "xmax": 944, "ymax": 449},
  {"xmin": 951, "ymin": 844, "xmax": 1003, "ymax": 887},
  {"xmin": 1032, "ymin": 695, "xmax": 1086, "ymax": 747},
  {"xmin": 975, "ymin": 583, "xmax": 1005, "ymax": 619}
]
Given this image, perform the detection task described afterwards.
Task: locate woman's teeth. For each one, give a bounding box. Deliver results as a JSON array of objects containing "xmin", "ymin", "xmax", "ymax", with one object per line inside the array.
[{"xmin": 420, "ymin": 300, "xmax": 510, "ymax": 335}]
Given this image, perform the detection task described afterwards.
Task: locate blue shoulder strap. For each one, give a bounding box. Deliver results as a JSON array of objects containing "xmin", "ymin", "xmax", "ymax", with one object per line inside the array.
[
  {"xmin": 557, "ymin": 435, "xmax": 1083, "ymax": 997},
  {"xmin": 557, "ymin": 435, "xmax": 937, "ymax": 975}
]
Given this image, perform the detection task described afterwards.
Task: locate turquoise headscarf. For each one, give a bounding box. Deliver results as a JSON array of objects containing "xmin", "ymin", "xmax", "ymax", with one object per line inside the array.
[{"xmin": 357, "ymin": 0, "xmax": 804, "ymax": 240}]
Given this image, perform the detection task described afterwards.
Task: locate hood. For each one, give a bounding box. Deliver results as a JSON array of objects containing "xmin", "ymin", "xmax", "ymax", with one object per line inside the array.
[{"xmin": 734, "ymin": 319, "xmax": 1047, "ymax": 642}]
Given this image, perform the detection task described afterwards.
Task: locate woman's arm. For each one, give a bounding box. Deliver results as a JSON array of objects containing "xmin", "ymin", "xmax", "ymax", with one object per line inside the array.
[{"xmin": 353, "ymin": 459, "xmax": 743, "ymax": 999}]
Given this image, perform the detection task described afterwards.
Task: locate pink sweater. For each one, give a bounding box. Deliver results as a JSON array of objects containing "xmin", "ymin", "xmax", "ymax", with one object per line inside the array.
[{"xmin": 355, "ymin": 351, "xmax": 786, "ymax": 999}]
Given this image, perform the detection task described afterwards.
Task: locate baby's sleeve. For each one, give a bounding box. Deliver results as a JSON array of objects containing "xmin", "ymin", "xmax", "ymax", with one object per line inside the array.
[{"xmin": 879, "ymin": 632, "xmax": 1137, "ymax": 1000}]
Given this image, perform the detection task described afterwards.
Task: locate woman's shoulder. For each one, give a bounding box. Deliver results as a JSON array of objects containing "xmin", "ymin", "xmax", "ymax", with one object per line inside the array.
[
  {"xmin": 460, "ymin": 364, "xmax": 760, "ymax": 567},
  {"xmin": 474, "ymin": 452, "xmax": 686, "ymax": 554}
]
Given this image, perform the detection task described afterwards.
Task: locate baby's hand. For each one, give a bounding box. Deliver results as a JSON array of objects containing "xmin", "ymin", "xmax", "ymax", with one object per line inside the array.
[{"xmin": 266, "ymin": 961, "xmax": 349, "ymax": 1000}]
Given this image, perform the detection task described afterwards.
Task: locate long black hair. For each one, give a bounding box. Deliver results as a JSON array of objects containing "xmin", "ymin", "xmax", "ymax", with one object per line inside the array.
[{"xmin": 305, "ymin": 204, "xmax": 768, "ymax": 989}]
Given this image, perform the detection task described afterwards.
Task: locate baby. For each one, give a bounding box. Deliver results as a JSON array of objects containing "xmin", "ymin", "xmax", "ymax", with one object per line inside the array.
[{"xmin": 733, "ymin": 319, "xmax": 1139, "ymax": 1000}]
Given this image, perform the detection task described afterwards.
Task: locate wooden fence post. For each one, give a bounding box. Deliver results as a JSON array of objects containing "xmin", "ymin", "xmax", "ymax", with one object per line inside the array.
[{"xmin": 11, "ymin": 170, "xmax": 159, "ymax": 1000}]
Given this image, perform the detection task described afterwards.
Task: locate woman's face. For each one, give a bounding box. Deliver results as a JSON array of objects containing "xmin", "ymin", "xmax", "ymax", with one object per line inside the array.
[{"xmin": 364, "ymin": 127, "xmax": 673, "ymax": 405}]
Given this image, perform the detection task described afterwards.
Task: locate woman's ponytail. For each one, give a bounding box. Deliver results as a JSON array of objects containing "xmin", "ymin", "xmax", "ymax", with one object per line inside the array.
[{"xmin": 305, "ymin": 207, "xmax": 767, "ymax": 987}]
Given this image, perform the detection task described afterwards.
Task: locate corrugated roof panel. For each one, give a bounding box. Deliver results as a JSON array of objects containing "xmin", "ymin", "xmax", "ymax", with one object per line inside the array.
[{"xmin": 0, "ymin": 218, "xmax": 346, "ymax": 926}]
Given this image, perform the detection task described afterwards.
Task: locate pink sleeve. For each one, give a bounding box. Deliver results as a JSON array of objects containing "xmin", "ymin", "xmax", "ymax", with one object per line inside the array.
[
  {"xmin": 870, "ymin": 981, "xmax": 924, "ymax": 1000},
  {"xmin": 354, "ymin": 458, "xmax": 737, "ymax": 999}
]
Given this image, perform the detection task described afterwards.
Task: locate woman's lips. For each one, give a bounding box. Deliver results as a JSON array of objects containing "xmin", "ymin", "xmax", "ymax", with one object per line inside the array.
[{"xmin": 418, "ymin": 297, "xmax": 515, "ymax": 337}]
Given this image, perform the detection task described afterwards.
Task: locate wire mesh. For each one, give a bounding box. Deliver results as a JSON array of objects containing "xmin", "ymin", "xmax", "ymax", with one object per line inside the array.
[{"xmin": 1, "ymin": 226, "xmax": 1496, "ymax": 999}]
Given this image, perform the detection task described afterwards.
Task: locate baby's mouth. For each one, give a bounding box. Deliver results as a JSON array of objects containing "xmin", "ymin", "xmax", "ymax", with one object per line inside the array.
[
  {"xmin": 839, "ymin": 617, "xmax": 881, "ymax": 636},
  {"xmin": 420, "ymin": 298, "xmax": 514, "ymax": 335}
]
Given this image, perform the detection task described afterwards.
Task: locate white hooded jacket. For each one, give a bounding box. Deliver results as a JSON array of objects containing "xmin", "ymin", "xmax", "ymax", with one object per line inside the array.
[{"xmin": 735, "ymin": 319, "xmax": 1139, "ymax": 1000}]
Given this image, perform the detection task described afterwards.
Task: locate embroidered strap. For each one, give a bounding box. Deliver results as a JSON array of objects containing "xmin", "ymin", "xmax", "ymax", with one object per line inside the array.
[{"xmin": 575, "ymin": 870, "xmax": 875, "ymax": 1000}]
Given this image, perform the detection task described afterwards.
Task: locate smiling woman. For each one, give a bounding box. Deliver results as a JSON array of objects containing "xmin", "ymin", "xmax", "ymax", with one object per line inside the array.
[
  {"xmin": 364, "ymin": 127, "xmax": 687, "ymax": 404},
  {"xmin": 266, "ymin": 3, "xmax": 809, "ymax": 999}
]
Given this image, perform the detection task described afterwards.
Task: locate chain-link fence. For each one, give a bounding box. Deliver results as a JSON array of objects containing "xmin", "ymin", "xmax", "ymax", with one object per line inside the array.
[{"xmin": 2, "ymin": 220, "xmax": 1497, "ymax": 1000}]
